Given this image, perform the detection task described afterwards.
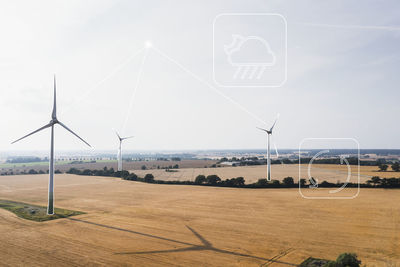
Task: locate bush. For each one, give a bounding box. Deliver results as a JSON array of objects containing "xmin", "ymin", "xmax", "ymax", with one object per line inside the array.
[
  {"xmin": 234, "ymin": 177, "xmax": 245, "ymax": 187},
  {"xmin": 220, "ymin": 177, "xmax": 245, "ymax": 187},
  {"xmin": 271, "ymin": 180, "xmax": 280, "ymax": 186},
  {"xmin": 124, "ymin": 173, "xmax": 138, "ymax": 181},
  {"xmin": 82, "ymin": 169, "xmax": 92, "ymax": 176},
  {"xmin": 67, "ymin": 168, "xmax": 81, "ymax": 175},
  {"xmin": 283, "ymin": 177, "xmax": 294, "ymax": 186},
  {"xmin": 335, "ymin": 253, "xmax": 361, "ymax": 267},
  {"xmin": 323, "ymin": 261, "xmax": 338, "ymax": 267},
  {"xmin": 114, "ymin": 170, "xmax": 129, "ymax": 178},
  {"xmin": 367, "ymin": 176, "xmax": 381, "ymax": 186},
  {"xmin": 256, "ymin": 178, "xmax": 268, "ymax": 187},
  {"xmin": 28, "ymin": 169, "xmax": 38, "ymax": 174},
  {"xmin": 300, "ymin": 253, "xmax": 360, "ymax": 267}
]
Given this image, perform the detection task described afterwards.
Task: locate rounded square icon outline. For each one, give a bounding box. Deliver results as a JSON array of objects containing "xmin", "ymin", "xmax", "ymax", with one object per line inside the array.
[
  {"xmin": 298, "ymin": 138, "xmax": 360, "ymax": 200},
  {"xmin": 212, "ymin": 13, "xmax": 287, "ymax": 88}
]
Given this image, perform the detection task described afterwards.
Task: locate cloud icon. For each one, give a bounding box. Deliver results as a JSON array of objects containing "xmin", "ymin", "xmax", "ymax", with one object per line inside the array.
[
  {"xmin": 224, "ymin": 35, "xmax": 276, "ymax": 66},
  {"xmin": 224, "ymin": 35, "xmax": 276, "ymax": 79}
]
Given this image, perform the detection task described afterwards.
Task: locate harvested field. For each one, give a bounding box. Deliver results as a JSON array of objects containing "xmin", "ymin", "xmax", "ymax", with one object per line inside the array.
[
  {"xmin": 132, "ymin": 164, "xmax": 371, "ymax": 184},
  {"xmin": 315, "ymin": 164, "xmax": 400, "ymax": 178},
  {"xmin": 0, "ymin": 174, "xmax": 399, "ymax": 266},
  {"xmin": 0, "ymin": 159, "xmax": 217, "ymax": 174}
]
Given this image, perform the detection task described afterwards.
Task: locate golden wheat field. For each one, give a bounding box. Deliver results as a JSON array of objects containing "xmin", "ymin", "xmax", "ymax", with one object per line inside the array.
[
  {"xmin": 0, "ymin": 174, "xmax": 399, "ymax": 266},
  {"xmin": 315, "ymin": 164, "xmax": 400, "ymax": 178},
  {"xmin": 132, "ymin": 164, "xmax": 384, "ymax": 184}
]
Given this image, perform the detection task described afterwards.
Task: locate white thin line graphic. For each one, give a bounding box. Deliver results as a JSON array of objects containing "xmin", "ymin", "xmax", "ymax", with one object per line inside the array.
[
  {"xmin": 61, "ymin": 47, "xmax": 145, "ymax": 116},
  {"xmin": 121, "ymin": 47, "xmax": 149, "ymax": 134},
  {"xmin": 301, "ymin": 22, "xmax": 400, "ymax": 31},
  {"xmin": 150, "ymin": 45, "xmax": 266, "ymax": 125}
]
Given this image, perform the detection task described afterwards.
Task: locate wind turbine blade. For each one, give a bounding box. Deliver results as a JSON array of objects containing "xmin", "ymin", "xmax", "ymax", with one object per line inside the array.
[
  {"xmin": 271, "ymin": 134, "xmax": 284, "ymax": 165},
  {"xmin": 58, "ymin": 121, "xmax": 91, "ymax": 147},
  {"xmin": 11, "ymin": 123, "xmax": 53, "ymax": 144},
  {"xmin": 52, "ymin": 75, "xmax": 57, "ymax": 119},
  {"xmin": 273, "ymin": 141, "xmax": 281, "ymax": 162},
  {"xmin": 269, "ymin": 116, "xmax": 279, "ymax": 132},
  {"xmin": 256, "ymin": 127, "xmax": 268, "ymax": 132},
  {"xmin": 122, "ymin": 136, "xmax": 134, "ymax": 140},
  {"xmin": 114, "ymin": 130, "xmax": 121, "ymax": 140}
]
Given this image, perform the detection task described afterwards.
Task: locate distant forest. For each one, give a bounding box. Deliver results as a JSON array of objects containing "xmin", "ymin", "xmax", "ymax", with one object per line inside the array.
[
  {"xmin": 6, "ymin": 157, "xmax": 47, "ymax": 164},
  {"xmin": 218, "ymin": 156, "xmax": 397, "ymax": 166}
]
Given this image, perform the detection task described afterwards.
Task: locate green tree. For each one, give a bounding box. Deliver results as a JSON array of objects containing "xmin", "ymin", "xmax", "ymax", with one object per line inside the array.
[
  {"xmin": 144, "ymin": 173, "xmax": 154, "ymax": 183},
  {"xmin": 125, "ymin": 173, "xmax": 138, "ymax": 181},
  {"xmin": 378, "ymin": 164, "xmax": 388, "ymax": 171},
  {"xmin": 120, "ymin": 170, "xmax": 130, "ymax": 178},
  {"xmin": 194, "ymin": 175, "xmax": 206, "ymax": 184},
  {"xmin": 141, "ymin": 165, "xmax": 147, "ymax": 170},
  {"xmin": 233, "ymin": 177, "xmax": 245, "ymax": 187},
  {"xmin": 206, "ymin": 175, "xmax": 221, "ymax": 185},
  {"xmin": 299, "ymin": 178, "xmax": 306, "ymax": 187},
  {"xmin": 367, "ymin": 176, "xmax": 381, "ymax": 187},
  {"xmin": 391, "ymin": 162, "xmax": 400, "ymax": 172}
]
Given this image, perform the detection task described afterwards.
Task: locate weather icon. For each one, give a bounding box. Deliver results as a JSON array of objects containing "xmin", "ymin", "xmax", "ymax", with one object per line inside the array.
[{"xmin": 224, "ymin": 34, "xmax": 276, "ymax": 80}]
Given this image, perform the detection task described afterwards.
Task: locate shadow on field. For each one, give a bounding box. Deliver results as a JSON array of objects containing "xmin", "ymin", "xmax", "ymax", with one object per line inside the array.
[{"xmin": 67, "ymin": 218, "xmax": 297, "ymax": 266}]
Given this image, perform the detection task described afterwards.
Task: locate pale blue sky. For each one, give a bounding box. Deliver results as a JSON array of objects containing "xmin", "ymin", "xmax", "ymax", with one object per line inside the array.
[{"xmin": 0, "ymin": 0, "xmax": 399, "ymax": 151}]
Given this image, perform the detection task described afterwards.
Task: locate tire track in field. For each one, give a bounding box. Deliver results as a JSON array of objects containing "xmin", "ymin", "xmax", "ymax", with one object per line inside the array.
[{"xmin": 260, "ymin": 248, "xmax": 295, "ymax": 267}]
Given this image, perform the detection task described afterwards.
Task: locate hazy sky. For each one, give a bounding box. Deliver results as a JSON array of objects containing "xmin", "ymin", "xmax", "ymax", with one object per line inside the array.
[{"xmin": 0, "ymin": 0, "xmax": 399, "ymax": 152}]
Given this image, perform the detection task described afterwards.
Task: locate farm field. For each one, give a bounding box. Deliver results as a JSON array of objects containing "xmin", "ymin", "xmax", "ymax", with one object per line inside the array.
[
  {"xmin": 132, "ymin": 164, "xmax": 384, "ymax": 184},
  {"xmin": 0, "ymin": 174, "xmax": 399, "ymax": 266},
  {"xmin": 315, "ymin": 164, "xmax": 400, "ymax": 178},
  {"xmin": 0, "ymin": 159, "xmax": 217, "ymax": 174}
]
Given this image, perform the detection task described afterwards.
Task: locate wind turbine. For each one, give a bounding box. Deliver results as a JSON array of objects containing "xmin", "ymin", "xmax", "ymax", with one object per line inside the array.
[
  {"xmin": 115, "ymin": 131, "xmax": 134, "ymax": 171},
  {"xmin": 257, "ymin": 115, "xmax": 279, "ymax": 181},
  {"xmin": 12, "ymin": 75, "xmax": 91, "ymax": 215}
]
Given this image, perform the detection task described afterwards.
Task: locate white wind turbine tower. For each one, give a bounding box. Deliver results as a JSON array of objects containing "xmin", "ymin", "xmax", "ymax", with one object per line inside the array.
[
  {"xmin": 12, "ymin": 75, "xmax": 91, "ymax": 215},
  {"xmin": 115, "ymin": 131, "xmax": 134, "ymax": 171},
  {"xmin": 257, "ymin": 115, "xmax": 279, "ymax": 181}
]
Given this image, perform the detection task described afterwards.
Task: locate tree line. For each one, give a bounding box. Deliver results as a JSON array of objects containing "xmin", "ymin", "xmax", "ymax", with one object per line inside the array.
[
  {"xmin": 218, "ymin": 156, "xmax": 398, "ymax": 167},
  {"xmin": 63, "ymin": 167, "xmax": 400, "ymax": 189},
  {"xmin": 6, "ymin": 157, "xmax": 47, "ymax": 164},
  {"xmin": 0, "ymin": 169, "xmax": 62, "ymax": 176},
  {"xmin": 378, "ymin": 162, "xmax": 400, "ymax": 172}
]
